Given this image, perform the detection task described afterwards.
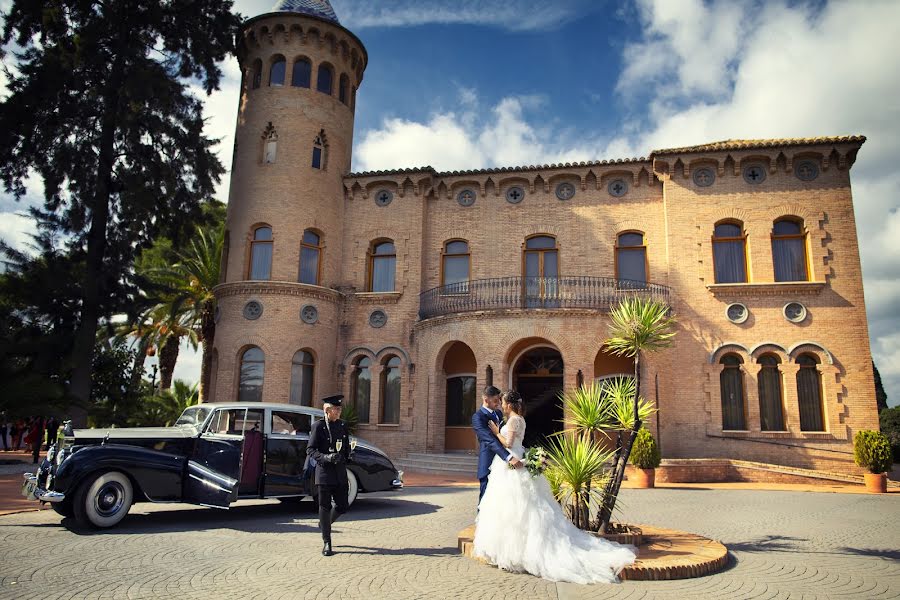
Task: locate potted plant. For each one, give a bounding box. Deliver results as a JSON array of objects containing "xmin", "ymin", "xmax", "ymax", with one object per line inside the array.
[
  {"xmin": 629, "ymin": 428, "xmax": 661, "ymax": 488},
  {"xmin": 853, "ymin": 430, "xmax": 893, "ymax": 493}
]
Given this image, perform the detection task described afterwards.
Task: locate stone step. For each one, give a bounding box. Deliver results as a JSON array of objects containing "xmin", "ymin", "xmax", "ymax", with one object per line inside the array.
[{"xmin": 404, "ymin": 453, "xmax": 478, "ymax": 466}]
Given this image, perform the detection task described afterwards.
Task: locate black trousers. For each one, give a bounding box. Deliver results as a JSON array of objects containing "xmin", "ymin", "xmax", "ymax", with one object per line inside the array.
[{"xmin": 317, "ymin": 484, "xmax": 349, "ymax": 542}]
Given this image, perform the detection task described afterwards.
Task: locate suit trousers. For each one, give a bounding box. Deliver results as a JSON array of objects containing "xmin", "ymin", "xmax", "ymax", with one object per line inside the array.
[
  {"xmin": 478, "ymin": 477, "xmax": 489, "ymax": 503},
  {"xmin": 317, "ymin": 484, "xmax": 349, "ymax": 542}
]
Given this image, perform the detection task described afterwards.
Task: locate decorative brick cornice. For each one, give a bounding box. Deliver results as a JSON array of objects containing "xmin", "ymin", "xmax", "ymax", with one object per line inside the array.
[
  {"xmin": 214, "ymin": 281, "xmax": 344, "ymax": 303},
  {"xmin": 413, "ymin": 307, "xmax": 608, "ymax": 332},
  {"xmin": 706, "ymin": 282, "xmax": 826, "ymax": 296}
]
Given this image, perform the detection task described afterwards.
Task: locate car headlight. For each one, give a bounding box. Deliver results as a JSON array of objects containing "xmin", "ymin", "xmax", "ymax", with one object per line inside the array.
[
  {"xmin": 46, "ymin": 445, "xmax": 57, "ymax": 464},
  {"xmin": 55, "ymin": 448, "xmax": 67, "ymax": 466}
]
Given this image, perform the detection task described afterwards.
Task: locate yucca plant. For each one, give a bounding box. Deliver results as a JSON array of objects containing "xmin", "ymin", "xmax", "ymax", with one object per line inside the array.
[
  {"xmin": 598, "ymin": 297, "xmax": 676, "ymax": 533},
  {"xmin": 545, "ymin": 434, "xmax": 616, "ymax": 530},
  {"xmin": 602, "ymin": 377, "xmax": 657, "ymax": 431},
  {"xmin": 558, "ymin": 381, "xmax": 614, "ymax": 443}
]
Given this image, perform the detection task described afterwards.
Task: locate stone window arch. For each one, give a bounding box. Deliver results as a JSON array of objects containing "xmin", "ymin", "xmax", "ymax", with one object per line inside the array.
[
  {"xmin": 238, "ymin": 346, "xmax": 265, "ymax": 403},
  {"xmin": 291, "ymin": 56, "xmax": 312, "ymax": 88},
  {"xmin": 248, "ymin": 225, "xmax": 273, "ymax": 280},
  {"xmin": 441, "ymin": 239, "xmax": 470, "ymax": 290},
  {"xmin": 250, "ymin": 59, "xmax": 262, "ymax": 90},
  {"xmin": 757, "ymin": 354, "xmax": 785, "ymax": 431},
  {"xmin": 772, "ymin": 217, "xmax": 809, "ymax": 282},
  {"xmin": 368, "ymin": 239, "xmax": 396, "ymax": 292},
  {"xmin": 289, "ymin": 349, "xmax": 315, "ymax": 406},
  {"xmin": 380, "ymin": 355, "xmax": 402, "ymax": 424},
  {"xmin": 796, "ymin": 353, "xmax": 825, "ymax": 432},
  {"xmin": 719, "ymin": 354, "xmax": 747, "ymax": 430},
  {"xmin": 713, "ymin": 220, "xmax": 748, "ymax": 283},
  {"xmin": 350, "ymin": 356, "xmax": 372, "ymax": 424},
  {"xmin": 299, "ymin": 229, "xmax": 323, "ymax": 285},
  {"xmin": 262, "ymin": 122, "xmax": 278, "ymax": 164},
  {"xmin": 615, "ymin": 231, "xmax": 647, "ymax": 286},
  {"xmin": 339, "ymin": 73, "xmax": 350, "ymax": 105},
  {"xmin": 269, "ymin": 55, "xmax": 286, "ymax": 87},
  {"xmin": 311, "ymin": 130, "xmax": 328, "ymax": 170},
  {"xmin": 317, "ymin": 62, "xmax": 334, "ymax": 95}
]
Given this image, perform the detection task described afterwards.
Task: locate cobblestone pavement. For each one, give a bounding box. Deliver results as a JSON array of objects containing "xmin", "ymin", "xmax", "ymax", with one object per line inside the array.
[{"xmin": 0, "ymin": 486, "xmax": 897, "ymax": 600}]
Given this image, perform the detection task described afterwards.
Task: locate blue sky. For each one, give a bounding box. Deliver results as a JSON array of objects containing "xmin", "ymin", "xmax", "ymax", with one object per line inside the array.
[{"xmin": 1, "ymin": 0, "xmax": 899, "ymax": 406}]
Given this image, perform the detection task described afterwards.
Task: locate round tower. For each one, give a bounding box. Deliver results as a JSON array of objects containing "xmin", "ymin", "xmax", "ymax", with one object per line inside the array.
[{"xmin": 211, "ymin": 0, "xmax": 367, "ymax": 405}]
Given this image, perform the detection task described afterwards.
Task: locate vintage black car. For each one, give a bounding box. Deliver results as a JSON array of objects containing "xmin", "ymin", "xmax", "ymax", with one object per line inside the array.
[{"xmin": 22, "ymin": 403, "xmax": 403, "ymax": 529}]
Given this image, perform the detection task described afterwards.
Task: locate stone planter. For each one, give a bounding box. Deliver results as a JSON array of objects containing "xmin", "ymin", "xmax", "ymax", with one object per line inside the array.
[
  {"xmin": 632, "ymin": 467, "xmax": 656, "ymax": 488},
  {"xmin": 864, "ymin": 472, "xmax": 887, "ymax": 493}
]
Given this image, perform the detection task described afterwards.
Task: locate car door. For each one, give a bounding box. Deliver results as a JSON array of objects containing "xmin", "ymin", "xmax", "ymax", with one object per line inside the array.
[
  {"xmin": 182, "ymin": 407, "xmax": 252, "ymax": 508},
  {"xmin": 263, "ymin": 409, "xmax": 313, "ymax": 497}
]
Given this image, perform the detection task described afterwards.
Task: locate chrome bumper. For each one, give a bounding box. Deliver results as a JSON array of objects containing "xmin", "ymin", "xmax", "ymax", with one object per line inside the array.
[
  {"xmin": 21, "ymin": 473, "xmax": 65, "ymax": 503},
  {"xmin": 391, "ymin": 470, "xmax": 404, "ymax": 489}
]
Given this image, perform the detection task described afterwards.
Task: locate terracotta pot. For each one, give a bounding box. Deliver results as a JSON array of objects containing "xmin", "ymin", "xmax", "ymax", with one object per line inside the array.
[
  {"xmin": 632, "ymin": 468, "xmax": 655, "ymax": 488},
  {"xmin": 864, "ymin": 472, "xmax": 887, "ymax": 493}
]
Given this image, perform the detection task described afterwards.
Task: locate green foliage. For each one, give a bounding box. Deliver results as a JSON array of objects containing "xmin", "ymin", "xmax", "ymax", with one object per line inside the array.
[
  {"xmin": 630, "ymin": 428, "xmax": 661, "ymax": 469},
  {"xmin": 873, "ymin": 361, "xmax": 888, "ymax": 412},
  {"xmin": 878, "ymin": 407, "xmax": 900, "ymax": 462},
  {"xmin": 558, "ymin": 382, "xmax": 614, "ymax": 438},
  {"xmin": 132, "ymin": 380, "xmax": 199, "ymax": 427},
  {"xmin": 853, "ymin": 430, "xmax": 894, "ymax": 474},
  {"xmin": 88, "ymin": 339, "xmax": 145, "ymax": 428},
  {"xmin": 601, "ymin": 377, "xmax": 657, "ymax": 431},
  {"xmin": 605, "ymin": 297, "xmax": 677, "ymax": 359},
  {"xmin": 340, "ymin": 402, "xmax": 359, "ymax": 435},
  {"xmin": 545, "ymin": 434, "xmax": 615, "ymax": 530}
]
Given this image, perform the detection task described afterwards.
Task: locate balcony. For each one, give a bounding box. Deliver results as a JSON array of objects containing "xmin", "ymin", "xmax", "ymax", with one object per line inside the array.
[{"xmin": 419, "ymin": 276, "xmax": 672, "ymax": 320}]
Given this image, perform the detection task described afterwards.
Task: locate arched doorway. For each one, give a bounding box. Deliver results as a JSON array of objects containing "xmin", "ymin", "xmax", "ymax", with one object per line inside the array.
[
  {"xmin": 443, "ymin": 342, "xmax": 477, "ymax": 451},
  {"xmin": 512, "ymin": 346, "xmax": 564, "ymax": 447}
]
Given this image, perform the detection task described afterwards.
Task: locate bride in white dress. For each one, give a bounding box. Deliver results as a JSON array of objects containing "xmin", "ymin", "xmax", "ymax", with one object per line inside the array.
[{"xmin": 473, "ymin": 390, "xmax": 636, "ymax": 584}]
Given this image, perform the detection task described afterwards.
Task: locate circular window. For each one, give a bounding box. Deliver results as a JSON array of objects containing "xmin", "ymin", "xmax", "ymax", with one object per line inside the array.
[
  {"xmin": 506, "ymin": 186, "xmax": 525, "ymax": 204},
  {"xmin": 795, "ymin": 160, "xmax": 819, "ymax": 181},
  {"xmin": 725, "ymin": 303, "xmax": 749, "ymax": 324},
  {"xmin": 375, "ymin": 189, "xmax": 393, "ymax": 207},
  {"xmin": 607, "ymin": 179, "xmax": 628, "ymax": 197},
  {"xmin": 214, "ymin": 305, "xmax": 221, "ymax": 324},
  {"xmin": 300, "ymin": 304, "xmax": 318, "ymax": 324},
  {"xmin": 456, "ymin": 189, "xmax": 476, "ymax": 207},
  {"xmin": 693, "ymin": 167, "xmax": 715, "ymax": 188},
  {"xmin": 555, "ymin": 182, "xmax": 576, "ymax": 201},
  {"xmin": 742, "ymin": 164, "xmax": 767, "ymax": 185},
  {"xmin": 243, "ymin": 300, "xmax": 263, "ymax": 320},
  {"xmin": 783, "ymin": 302, "xmax": 807, "ymax": 323},
  {"xmin": 369, "ymin": 309, "xmax": 387, "ymax": 328}
]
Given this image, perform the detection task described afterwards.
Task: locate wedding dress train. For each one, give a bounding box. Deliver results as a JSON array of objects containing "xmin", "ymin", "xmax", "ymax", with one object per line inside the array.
[{"xmin": 473, "ymin": 415, "xmax": 636, "ymax": 584}]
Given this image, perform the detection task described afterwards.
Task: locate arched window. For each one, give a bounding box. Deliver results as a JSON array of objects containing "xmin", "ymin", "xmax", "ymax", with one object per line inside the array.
[
  {"xmin": 289, "ymin": 350, "xmax": 315, "ymax": 406},
  {"xmin": 713, "ymin": 222, "xmax": 747, "ymax": 283},
  {"xmin": 351, "ymin": 86, "xmax": 357, "ymax": 110},
  {"xmin": 446, "ymin": 375, "xmax": 476, "ymax": 426},
  {"xmin": 615, "ymin": 231, "xmax": 647, "ymax": 286},
  {"xmin": 757, "ymin": 354, "xmax": 785, "ymax": 431},
  {"xmin": 441, "ymin": 240, "xmax": 470, "ymax": 291},
  {"xmin": 350, "ymin": 357, "xmax": 371, "ymax": 424},
  {"xmin": 797, "ymin": 354, "xmax": 825, "ymax": 431},
  {"xmin": 772, "ymin": 218, "xmax": 809, "ymax": 281},
  {"xmin": 339, "ymin": 73, "xmax": 349, "ymax": 104},
  {"xmin": 251, "ymin": 59, "xmax": 262, "ymax": 89},
  {"xmin": 269, "ymin": 55, "xmax": 286, "ymax": 87},
  {"xmin": 249, "ymin": 226, "xmax": 273, "ymax": 280},
  {"xmin": 263, "ymin": 125, "xmax": 278, "ymax": 164},
  {"xmin": 238, "ymin": 347, "xmax": 265, "ymax": 402},
  {"xmin": 368, "ymin": 240, "xmax": 396, "ymax": 292},
  {"xmin": 291, "ymin": 57, "xmax": 311, "ymax": 88},
  {"xmin": 719, "ymin": 354, "xmax": 746, "ymax": 430},
  {"xmin": 299, "ymin": 229, "xmax": 322, "ymax": 285},
  {"xmin": 311, "ymin": 132, "xmax": 326, "ymax": 170},
  {"xmin": 380, "ymin": 356, "xmax": 402, "ymax": 424},
  {"xmin": 317, "ymin": 63, "xmax": 333, "ymax": 95},
  {"xmin": 524, "ymin": 235, "xmax": 558, "ymax": 307}
]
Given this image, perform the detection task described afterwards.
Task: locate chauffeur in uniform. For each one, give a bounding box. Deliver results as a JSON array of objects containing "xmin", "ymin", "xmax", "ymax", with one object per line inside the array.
[{"xmin": 306, "ymin": 393, "xmax": 352, "ymax": 556}]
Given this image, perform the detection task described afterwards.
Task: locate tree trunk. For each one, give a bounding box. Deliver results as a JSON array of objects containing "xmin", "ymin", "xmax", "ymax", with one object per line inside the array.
[
  {"xmin": 198, "ymin": 301, "xmax": 216, "ymax": 402},
  {"xmin": 130, "ymin": 336, "xmax": 150, "ymax": 390},
  {"xmin": 66, "ymin": 38, "xmax": 127, "ymax": 427},
  {"xmin": 598, "ymin": 353, "xmax": 643, "ymax": 533},
  {"xmin": 158, "ymin": 335, "xmax": 180, "ymax": 391}
]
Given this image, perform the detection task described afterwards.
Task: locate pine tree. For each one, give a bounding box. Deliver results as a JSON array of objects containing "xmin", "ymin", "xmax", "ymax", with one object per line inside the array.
[
  {"xmin": 873, "ymin": 361, "xmax": 888, "ymax": 413},
  {"xmin": 0, "ymin": 1, "xmax": 241, "ymax": 422}
]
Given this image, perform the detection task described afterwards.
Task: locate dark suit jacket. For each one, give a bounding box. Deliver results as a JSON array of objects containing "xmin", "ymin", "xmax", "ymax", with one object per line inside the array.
[
  {"xmin": 472, "ymin": 408, "xmax": 510, "ymax": 480},
  {"xmin": 306, "ymin": 418, "xmax": 351, "ymax": 487}
]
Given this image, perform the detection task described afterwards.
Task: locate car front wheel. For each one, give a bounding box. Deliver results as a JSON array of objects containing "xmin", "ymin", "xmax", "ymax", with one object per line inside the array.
[{"xmin": 73, "ymin": 471, "xmax": 133, "ymax": 529}]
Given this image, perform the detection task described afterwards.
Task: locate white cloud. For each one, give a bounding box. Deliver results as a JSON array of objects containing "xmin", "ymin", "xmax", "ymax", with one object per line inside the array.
[
  {"xmin": 145, "ymin": 337, "xmax": 203, "ymax": 387},
  {"xmin": 332, "ymin": 0, "xmax": 591, "ymax": 31},
  {"xmin": 0, "ymin": 212, "xmax": 37, "ymax": 256},
  {"xmin": 196, "ymin": 56, "xmax": 243, "ymax": 205}
]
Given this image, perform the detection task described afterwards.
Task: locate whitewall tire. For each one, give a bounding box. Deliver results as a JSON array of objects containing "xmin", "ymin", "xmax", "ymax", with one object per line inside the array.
[
  {"xmin": 346, "ymin": 469, "xmax": 359, "ymax": 506},
  {"xmin": 74, "ymin": 471, "xmax": 133, "ymax": 529}
]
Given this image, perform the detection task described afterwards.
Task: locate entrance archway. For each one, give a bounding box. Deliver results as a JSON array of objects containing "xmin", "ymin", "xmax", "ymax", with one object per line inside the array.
[
  {"xmin": 443, "ymin": 341, "xmax": 477, "ymax": 451},
  {"xmin": 512, "ymin": 346, "xmax": 564, "ymax": 447}
]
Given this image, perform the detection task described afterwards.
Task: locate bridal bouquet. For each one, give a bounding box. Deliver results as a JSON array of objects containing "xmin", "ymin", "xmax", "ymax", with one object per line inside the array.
[{"xmin": 522, "ymin": 446, "xmax": 548, "ymax": 478}]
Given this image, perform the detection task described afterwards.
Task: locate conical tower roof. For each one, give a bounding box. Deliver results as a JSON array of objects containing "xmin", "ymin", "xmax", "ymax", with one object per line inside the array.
[{"xmin": 271, "ymin": 0, "xmax": 339, "ymax": 24}]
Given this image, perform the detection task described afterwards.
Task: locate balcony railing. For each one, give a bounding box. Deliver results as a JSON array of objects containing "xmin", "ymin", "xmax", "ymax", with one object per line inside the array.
[{"xmin": 419, "ymin": 276, "xmax": 672, "ymax": 320}]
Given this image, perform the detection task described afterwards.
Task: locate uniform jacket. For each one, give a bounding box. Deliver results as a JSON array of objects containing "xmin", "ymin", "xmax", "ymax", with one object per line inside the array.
[
  {"xmin": 306, "ymin": 418, "xmax": 351, "ymax": 487},
  {"xmin": 472, "ymin": 408, "xmax": 510, "ymax": 480}
]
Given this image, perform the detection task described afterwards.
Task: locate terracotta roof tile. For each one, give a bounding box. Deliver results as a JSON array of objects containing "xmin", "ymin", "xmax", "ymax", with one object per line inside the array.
[{"xmin": 651, "ymin": 136, "xmax": 866, "ymax": 156}]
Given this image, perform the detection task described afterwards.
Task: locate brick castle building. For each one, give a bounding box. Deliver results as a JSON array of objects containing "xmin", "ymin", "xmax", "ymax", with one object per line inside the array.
[{"xmin": 210, "ymin": 0, "xmax": 878, "ymax": 473}]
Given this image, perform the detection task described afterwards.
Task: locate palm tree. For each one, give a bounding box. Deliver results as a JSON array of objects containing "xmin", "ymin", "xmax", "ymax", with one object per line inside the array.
[
  {"xmin": 144, "ymin": 226, "xmax": 222, "ymax": 400},
  {"xmin": 545, "ymin": 433, "xmax": 615, "ymax": 530},
  {"xmin": 597, "ymin": 297, "xmax": 676, "ymax": 533}
]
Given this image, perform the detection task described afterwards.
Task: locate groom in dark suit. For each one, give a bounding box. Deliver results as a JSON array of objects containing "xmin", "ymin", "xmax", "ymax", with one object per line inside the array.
[{"xmin": 472, "ymin": 385, "xmax": 522, "ymax": 503}]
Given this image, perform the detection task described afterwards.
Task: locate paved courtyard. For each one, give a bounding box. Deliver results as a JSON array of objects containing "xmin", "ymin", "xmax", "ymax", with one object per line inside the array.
[{"xmin": 0, "ymin": 485, "xmax": 897, "ymax": 599}]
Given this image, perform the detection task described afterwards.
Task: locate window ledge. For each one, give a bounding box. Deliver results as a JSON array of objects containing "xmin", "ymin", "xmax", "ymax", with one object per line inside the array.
[
  {"xmin": 706, "ymin": 282, "xmax": 825, "ymax": 296},
  {"xmin": 375, "ymin": 423, "xmax": 400, "ymax": 427},
  {"xmin": 355, "ymin": 291, "xmax": 402, "ymax": 305}
]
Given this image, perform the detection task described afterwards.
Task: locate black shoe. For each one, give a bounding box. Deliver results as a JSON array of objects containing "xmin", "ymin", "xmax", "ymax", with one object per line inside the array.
[{"xmin": 322, "ymin": 542, "xmax": 334, "ymax": 557}]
